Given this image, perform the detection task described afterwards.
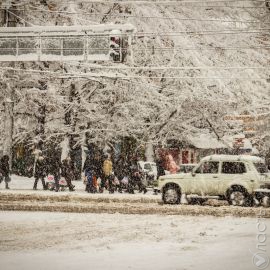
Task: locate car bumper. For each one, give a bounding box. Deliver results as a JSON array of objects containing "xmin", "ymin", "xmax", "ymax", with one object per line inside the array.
[{"xmin": 254, "ymin": 189, "xmax": 270, "ymax": 199}]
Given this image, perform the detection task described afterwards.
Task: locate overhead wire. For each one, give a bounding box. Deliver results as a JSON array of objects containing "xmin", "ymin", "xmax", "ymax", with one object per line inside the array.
[
  {"xmin": 135, "ymin": 29, "xmax": 270, "ymax": 36},
  {"xmin": 0, "ymin": 67, "xmax": 269, "ymax": 81},
  {"xmin": 17, "ymin": 5, "xmax": 270, "ymax": 25},
  {"xmin": 0, "ymin": 44, "xmax": 270, "ymax": 51},
  {"xmin": 68, "ymin": 64, "xmax": 270, "ymax": 70},
  {"xmin": 2, "ymin": 0, "xmax": 268, "ymax": 7}
]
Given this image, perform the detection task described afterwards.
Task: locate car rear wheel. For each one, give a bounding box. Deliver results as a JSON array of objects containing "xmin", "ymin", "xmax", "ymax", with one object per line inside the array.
[
  {"xmin": 162, "ymin": 186, "xmax": 181, "ymax": 204},
  {"xmin": 227, "ymin": 187, "xmax": 251, "ymax": 207}
]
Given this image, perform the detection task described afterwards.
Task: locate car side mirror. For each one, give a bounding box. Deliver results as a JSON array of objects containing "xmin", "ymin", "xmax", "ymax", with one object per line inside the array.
[{"xmin": 192, "ymin": 172, "xmax": 196, "ymax": 177}]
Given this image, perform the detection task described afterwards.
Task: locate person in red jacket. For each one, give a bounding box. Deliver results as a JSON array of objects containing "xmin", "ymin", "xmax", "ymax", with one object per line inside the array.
[{"xmin": 166, "ymin": 154, "xmax": 179, "ymax": 174}]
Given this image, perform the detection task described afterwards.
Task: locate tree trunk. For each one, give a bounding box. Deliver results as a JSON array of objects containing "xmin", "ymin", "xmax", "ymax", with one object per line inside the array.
[
  {"xmin": 3, "ymin": 83, "xmax": 15, "ymax": 170},
  {"xmin": 145, "ymin": 142, "xmax": 155, "ymax": 162}
]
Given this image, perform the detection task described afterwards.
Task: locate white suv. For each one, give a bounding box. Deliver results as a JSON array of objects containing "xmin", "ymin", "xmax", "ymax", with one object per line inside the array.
[{"xmin": 157, "ymin": 155, "xmax": 270, "ymax": 206}]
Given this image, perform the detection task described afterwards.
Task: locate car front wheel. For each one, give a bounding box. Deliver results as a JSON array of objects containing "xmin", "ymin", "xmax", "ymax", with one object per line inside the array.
[
  {"xmin": 162, "ymin": 186, "xmax": 181, "ymax": 204},
  {"xmin": 261, "ymin": 196, "xmax": 270, "ymax": 208}
]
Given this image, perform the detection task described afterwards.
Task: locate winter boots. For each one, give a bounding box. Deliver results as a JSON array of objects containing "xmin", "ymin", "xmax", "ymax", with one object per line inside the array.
[
  {"xmin": 69, "ymin": 185, "xmax": 75, "ymax": 192},
  {"xmin": 5, "ymin": 182, "xmax": 9, "ymax": 189}
]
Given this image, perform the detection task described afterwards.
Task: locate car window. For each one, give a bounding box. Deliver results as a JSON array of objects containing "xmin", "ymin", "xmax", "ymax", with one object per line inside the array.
[
  {"xmin": 144, "ymin": 164, "xmax": 152, "ymax": 171},
  {"xmin": 222, "ymin": 162, "xmax": 246, "ymax": 174},
  {"xmin": 195, "ymin": 161, "xmax": 219, "ymax": 174},
  {"xmin": 179, "ymin": 165, "xmax": 187, "ymax": 173},
  {"xmin": 186, "ymin": 166, "xmax": 195, "ymax": 173},
  {"xmin": 254, "ymin": 163, "xmax": 268, "ymax": 174}
]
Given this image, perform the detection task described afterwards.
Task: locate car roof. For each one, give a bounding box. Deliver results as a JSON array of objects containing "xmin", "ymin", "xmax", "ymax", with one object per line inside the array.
[
  {"xmin": 201, "ymin": 155, "xmax": 264, "ymax": 163},
  {"xmin": 138, "ymin": 161, "xmax": 156, "ymax": 165}
]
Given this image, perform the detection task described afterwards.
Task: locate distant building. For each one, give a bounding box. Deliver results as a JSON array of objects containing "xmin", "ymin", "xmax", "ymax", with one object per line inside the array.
[{"xmin": 224, "ymin": 113, "xmax": 270, "ymax": 138}]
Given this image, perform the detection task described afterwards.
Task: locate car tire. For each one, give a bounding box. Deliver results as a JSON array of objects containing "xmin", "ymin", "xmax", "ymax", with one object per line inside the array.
[
  {"xmin": 261, "ymin": 196, "xmax": 270, "ymax": 208},
  {"xmin": 162, "ymin": 185, "xmax": 181, "ymax": 204},
  {"xmin": 227, "ymin": 187, "xmax": 250, "ymax": 207}
]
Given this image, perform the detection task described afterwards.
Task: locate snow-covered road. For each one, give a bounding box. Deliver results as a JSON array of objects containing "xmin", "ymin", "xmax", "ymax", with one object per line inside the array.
[
  {"xmin": 0, "ymin": 211, "xmax": 268, "ymax": 270},
  {"xmin": 1, "ymin": 175, "xmax": 270, "ymax": 218}
]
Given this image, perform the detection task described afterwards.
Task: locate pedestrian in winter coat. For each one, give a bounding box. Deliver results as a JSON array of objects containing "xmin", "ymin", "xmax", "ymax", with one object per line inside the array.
[
  {"xmin": 33, "ymin": 155, "xmax": 47, "ymax": 190},
  {"xmin": 83, "ymin": 155, "xmax": 100, "ymax": 193},
  {"xmin": 101, "ymin": 155, "xmax": 114, "ymax": 193},
  {"xmin": 114, "ymin": 156, "xmax": 128, "ymax": 193},
  {"xmin": 103, "ymin": 155, "xmax": 113, "ymax": 176},
  {"xmin": 156, "ymin": 158, "xmax": 165, "ymax": 178},
  {"xmin": 166, "ymin": 154, "xmax": 179, "ymax": 174},
  {"xmin": 47, "ymin": 154, "xmax": 61, "ymax": 192},
  {"xmin": 0, "ymin": 155, "xmax": 11, "ymax": 189},
  {"xmin": 129, "ymin": 160, "xmax": 147, "ymax": 194},
  {"xmin": 61, "ymin": 158, "xmax": 75, "ymax": 191},
  {"xmin": 84, "ymin": 154, "xmax": 103, "ymax": 179}
]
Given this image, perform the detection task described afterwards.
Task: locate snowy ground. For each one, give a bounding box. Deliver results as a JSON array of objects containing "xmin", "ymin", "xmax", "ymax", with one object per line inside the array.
[
  {"xmin": 0, "ymin": 211, "xmax": 269, "ymax": 270},
  {"xmin": 0, "ymin": 175, "xmax": 157, "ymax": 199},
  {"xmin": 1, "ymin": 177, "xmax": 270, "ymax": 269},
  {"xmin": 1, "ymin": 175, "xmax": 270, "ymax": 218}
]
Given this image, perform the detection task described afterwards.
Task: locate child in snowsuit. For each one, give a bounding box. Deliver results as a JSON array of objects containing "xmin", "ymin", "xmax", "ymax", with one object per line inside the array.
[{"xmin": 85, "ymin": 170, "xmax": 98, "ymax": 193}]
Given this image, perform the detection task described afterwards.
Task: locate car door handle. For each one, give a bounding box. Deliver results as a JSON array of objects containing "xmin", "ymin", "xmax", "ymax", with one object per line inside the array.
[{"xmin": 213, "ymin": 176, "xmax": 218, "ymax": 178}]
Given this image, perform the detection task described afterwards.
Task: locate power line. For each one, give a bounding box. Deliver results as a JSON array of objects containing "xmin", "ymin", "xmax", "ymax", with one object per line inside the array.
[
  {"xmin": 1, "ymin": 2, "xmax": 269, "ymax": 11},
  {"xmin": 1, "ymin": 45, "xmax": 269, "ymax": 50},
  {"xmin": 1, "ymin": 0, "xmax": 268, "ymax": 5},
  {"xmin": 71, "ymin": 64, "xmax": 270, "ymax": 70},
  {"xmin": 0, "ymin": 29, "xmax": 267, "ymax": 36},
  {"xmin": 0, "ymin": 67, "xmax": 269, "ymax": 81},
  {"xmin": 132, "ymin": 46, "xmax": 270, "ymax": 51},
  {"xmin": 135, "ymin": 28, "xmax": 270, "ymax": 37},
  {"xmin": 12, "ymin": 5, "xmax": 269, "ymax": 25}
]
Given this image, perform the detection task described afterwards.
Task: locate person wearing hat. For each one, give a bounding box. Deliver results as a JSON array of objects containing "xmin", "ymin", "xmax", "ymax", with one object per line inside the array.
[{"xmin": 33, "ymin": 154, "xmax": 47, "ymax": 190}]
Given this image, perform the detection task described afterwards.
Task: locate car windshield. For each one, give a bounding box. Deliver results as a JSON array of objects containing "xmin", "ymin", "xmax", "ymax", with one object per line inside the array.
[
  {"xmin": 182, "ymin": 166, "xmax": 194, "ymax": 173},
  {"xmin": 144, "ymin": 164, "xmax": 152, "ymax": 171},
  {"xmin": 254, "ymin": 163, "xmax": 268, "ymax": 174}
]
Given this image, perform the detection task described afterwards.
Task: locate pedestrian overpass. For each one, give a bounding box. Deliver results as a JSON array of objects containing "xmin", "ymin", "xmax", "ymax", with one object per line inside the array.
[{"xmin": 0, "ymin": 24, "xmax": 136, "ymax": 62}]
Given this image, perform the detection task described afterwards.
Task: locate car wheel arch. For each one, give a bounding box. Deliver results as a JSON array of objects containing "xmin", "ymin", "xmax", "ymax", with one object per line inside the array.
[
  {"xmin": 226, "ymin": 184, "xmax": 249, "ymax": 198},
  {"xmin": 163, "ymin": 182, "xmax": 181, "ymax": 193}
]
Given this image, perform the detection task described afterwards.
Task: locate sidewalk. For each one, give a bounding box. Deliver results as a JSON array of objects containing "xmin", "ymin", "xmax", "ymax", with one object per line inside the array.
[{"xmin": 0, "ymin": 175, "xmax": 158, "ymax": 201}]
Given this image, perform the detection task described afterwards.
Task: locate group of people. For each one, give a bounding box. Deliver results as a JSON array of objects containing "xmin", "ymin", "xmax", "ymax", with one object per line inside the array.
[
  {"xmin": 33, "ymin": 153, "xmax": 75, "ymax": 192},
  {"xmin": 0, "ymin": 151, "xmax": 153, "ymax": 195},
  {"xmin": 83, "ymin": 154, "xmax": 148, "ymax": 194}
]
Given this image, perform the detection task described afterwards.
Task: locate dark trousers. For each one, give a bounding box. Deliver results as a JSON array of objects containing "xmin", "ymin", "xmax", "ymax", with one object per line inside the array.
[
  {"xmin": 137, "ymin": 181, "xmax": 147, "ymax": 193},
  {"xmin": 54, "ymin": 175, "xmax": 60, "ymax": 191},
  {"xmin": 0, "ymin": 175, "xmax": 10, "ymax": 188},
  {"xmin": 65, "ymin": 177, "xmax": 73, "ymax": 189},
  {"xmin": 100, "ymin": 175, "xmax": 114, "ymax": 192},
  {"xmin": 33, "ymin": 177, "xmax": 46, "ymax": 189}
]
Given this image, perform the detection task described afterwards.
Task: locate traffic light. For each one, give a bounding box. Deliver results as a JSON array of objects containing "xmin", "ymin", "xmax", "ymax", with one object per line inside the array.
[{"xmin": 110, "ymin": 30, "xmax": 122, "ymax": 62}]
